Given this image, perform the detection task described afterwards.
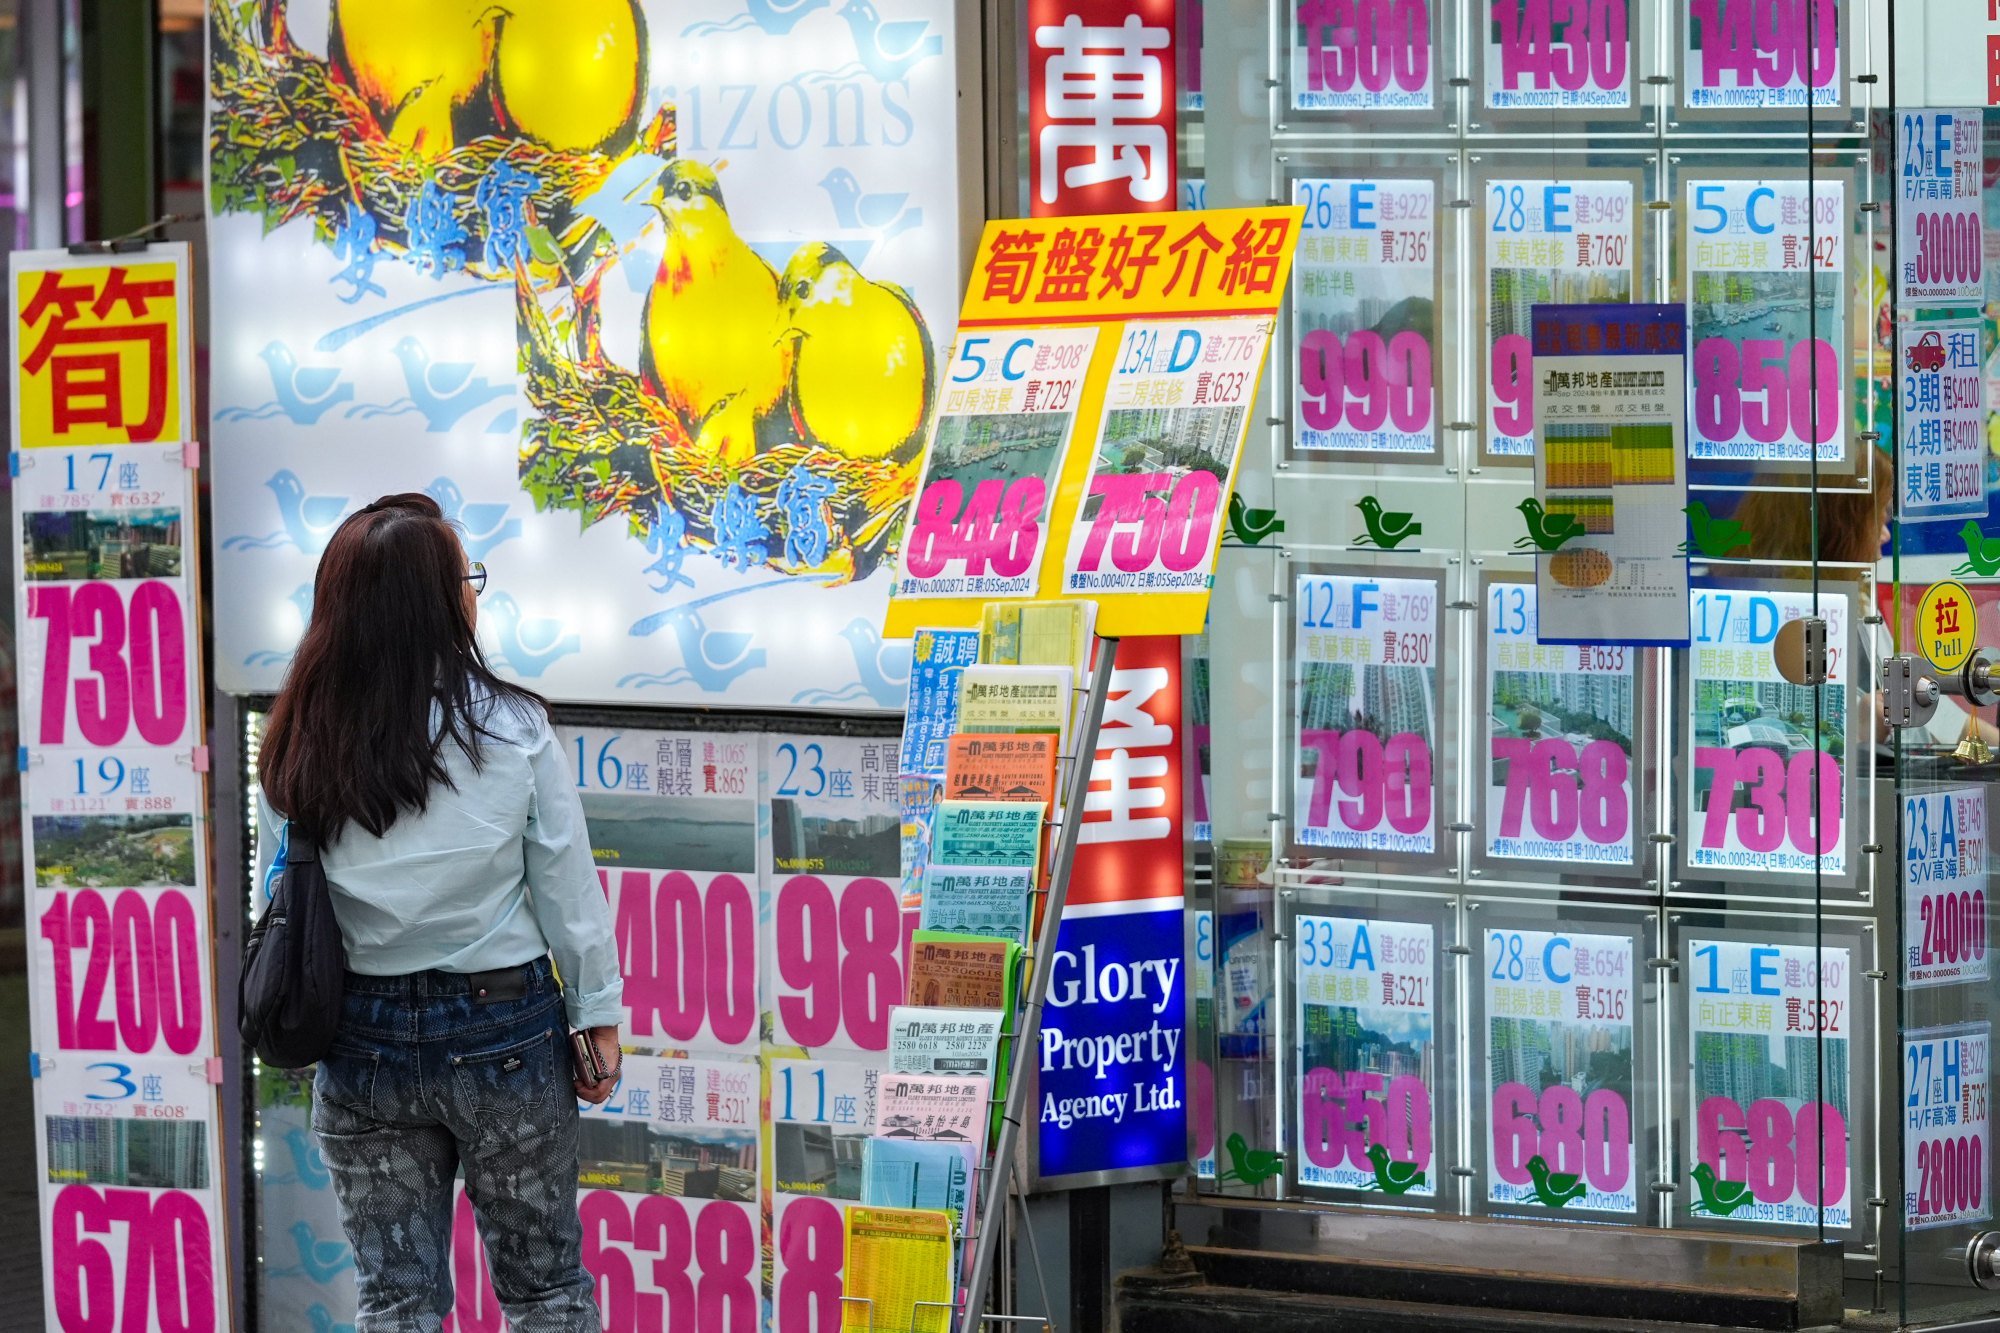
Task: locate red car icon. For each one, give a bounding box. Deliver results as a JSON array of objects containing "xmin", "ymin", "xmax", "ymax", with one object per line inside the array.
[{"xmin": 1907, "ymin": 330, "xmax": 1948, "ymax": 373}]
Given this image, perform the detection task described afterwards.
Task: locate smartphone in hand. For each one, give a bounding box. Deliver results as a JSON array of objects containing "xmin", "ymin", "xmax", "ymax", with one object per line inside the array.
[{"xmin": 570, "ymin": 1028, "xmax": 610, "ymax": 1086}]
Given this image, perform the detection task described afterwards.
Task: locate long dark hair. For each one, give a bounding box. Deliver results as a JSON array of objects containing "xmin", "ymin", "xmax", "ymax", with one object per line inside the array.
[{"xmin": 259, "ymin": 493, "xmax": 544, "ymax": 844}]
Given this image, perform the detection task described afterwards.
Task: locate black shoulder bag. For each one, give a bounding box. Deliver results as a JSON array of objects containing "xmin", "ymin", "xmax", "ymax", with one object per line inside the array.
[{"xmin": 240, "ymin": 827, "xmax": 347, "ymax": 1068}]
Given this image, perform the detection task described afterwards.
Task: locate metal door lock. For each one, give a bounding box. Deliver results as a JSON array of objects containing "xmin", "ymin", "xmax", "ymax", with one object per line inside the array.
[{"xmin": 1881, "ymin": 654, "xmax": 1940, "ymax": 730}]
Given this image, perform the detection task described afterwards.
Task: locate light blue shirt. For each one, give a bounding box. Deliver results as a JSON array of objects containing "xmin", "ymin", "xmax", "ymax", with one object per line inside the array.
[{"xmin": 255, "ymin": 697, "xmax": 623, "ymax": 1031}]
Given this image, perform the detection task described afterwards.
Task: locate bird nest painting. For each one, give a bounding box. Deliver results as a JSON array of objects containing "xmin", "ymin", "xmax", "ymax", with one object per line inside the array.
[{"xmin": 209, "ymin": 0, "xmax": 933, "ymax": 585}]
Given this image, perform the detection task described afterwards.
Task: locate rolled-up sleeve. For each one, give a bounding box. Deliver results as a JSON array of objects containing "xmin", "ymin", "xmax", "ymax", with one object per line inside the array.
[{"xmin": 521, "ymin": 718, "xmax": 624, "ymax": 1030}]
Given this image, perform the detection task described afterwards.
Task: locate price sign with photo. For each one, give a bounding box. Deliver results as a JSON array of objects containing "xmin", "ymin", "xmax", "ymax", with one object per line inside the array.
[
  {"xmin": 1685, "ymin": 938, "xmax": 1851, "ymax": 1228},
  {"xmin": 1685, "ymin": 178, "xmax": 1846, "ymax": 467},
  {"xmin": 1681, "ymin": 0, "xmax": 1841, "ymax": 113},
  {"xmin": 1684, "ymin": 585, "xmax": 1850, "ymax": 881},
  {"xmin": 1483, "ymin": 928, "xmax": 1637, "ymax": 1215},
  {"xmin": 769, "ymin": 1059, "xmax": 880, "ymax": 1333},
  {"xmin": 1480, "ymin": 177, "xmax": 1636, "ymax": 460},
  {"xmin": 1903, "ymin": 787, "xmax": 1990, "ymax": 989},
  {"xmin": 1294, "ymin": 572, "xmax": 1440, "ymax": 856},
  {"xmin": 1898, "ymin": 109, "xmax": 1984, "ymax": 307},
  {"xmin": 894, "ymin": 327, "xmax": 1099, "ymax": 601},
  {"xmin": 1483, "ymin": 0, "xmax": 1634, "ymax": 112},
  {"xmin": 1291, "ymin": 0, "xmax": 1436, "ymax": 111},
  {"xmin": 1904, "ymin": 1025, "xmax": 1990, "ymax": 1232},
  {"xmin": 1291, "ymin": 177, "xmax": 1440, "ymax": 461},
  {"xmin": 1895, "ymin": 319, "xmax": 1985, "ymax": 523},
  {"xmin": 1061, "ymin": 317, "xmax": 1269, "ymax": 598},
  {"xmin": 1294, "ymin": 915, "xmax": 1436, "ymax": 1196},
  {"xmin": 14, "ymin": 445, "xmax": 184, "ymax": 517},
  {"xmin": 1482, "ymin": 583, "xmax": 1637, "ymax": 870}
]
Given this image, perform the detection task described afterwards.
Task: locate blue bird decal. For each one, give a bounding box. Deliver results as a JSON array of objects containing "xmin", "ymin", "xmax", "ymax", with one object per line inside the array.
[
  {"xmin": 289, "ymin": 1221, "xmax": 356, "ymax": 1284},
  {"xmin": 346, "ymin": 337, "xmax": 512, "ymax": 432},
  {"xmin": 818, "ymin": 168, "xmax": 923, "ymax": 244},
  {"xmin": 838, "ymin": 0, "xmax": 942, "ymax": 82},
  {"xmin": 483, "ymin": 593, "xmax": 581, "ymax": 678},
  {"xmin": 683, "ymin": 0, "xmax": 828, "ymax": 36},
  {"xmin": 308, "ymin": 1306, "xmax": 357, "ymax": 1333},
  {"xmin": 284, "ymin": 1124, "xmax": 331, "ymax": 1190},
  {"xmin": 627, "ymin": 605, "xmax": 766, "ymax": 694},
  {"xmin": 222, "ymin": 470, "xmax": 351, "ymax": 553},
  {"xmin": 425, "ymin": 477, "xmax": 523, "ymax": 562},
  {"xmin": 216, "ymin": 341, "xmax": 354, "ymax": 425},
  {"xmin": 793, "ymin": 618, "xmax": 911, "ymax": 707}
]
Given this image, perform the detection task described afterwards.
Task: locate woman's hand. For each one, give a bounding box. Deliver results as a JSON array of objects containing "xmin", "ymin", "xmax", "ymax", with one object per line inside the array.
[{"xmin": 574, "ymin": 1024, "xmax": 622, "ymax": 1104}]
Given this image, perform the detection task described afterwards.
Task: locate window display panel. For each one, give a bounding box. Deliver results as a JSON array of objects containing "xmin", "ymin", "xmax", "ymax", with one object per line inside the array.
[
  {"xmin": 1473, "ymin": 0, "xmax": 1649, "ymax": 126},
  {"xmin": 1674, "ymin": 0, "xmax": 1849, "ymax": 119},
  {"xmin": 1286, "ymin": 0, "xmax": 1452, "ymax": 125}
]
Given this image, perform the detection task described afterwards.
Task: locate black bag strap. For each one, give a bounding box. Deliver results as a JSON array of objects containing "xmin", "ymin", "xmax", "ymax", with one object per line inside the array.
[{"xmin": 286, "ymin": 825, "xmax": 319, "ymax": 865}]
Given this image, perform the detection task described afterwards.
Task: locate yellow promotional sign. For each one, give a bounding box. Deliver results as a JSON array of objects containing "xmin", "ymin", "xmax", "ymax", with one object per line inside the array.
[
  {"xmin": 1919, "ymin": 578, "xmax": 1976, "ymax": 674},
  {"xmin": 10, "ymin": 246, "xmax": 192, "ymax": 449},
  {"xmin": 884, "ymin": 206, "xmax": 1305, "ymax": 639}
]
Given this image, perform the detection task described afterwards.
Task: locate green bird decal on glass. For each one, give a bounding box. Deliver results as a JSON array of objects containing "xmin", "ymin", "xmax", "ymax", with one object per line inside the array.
[
  {"xmin": 1514, "ymin": 498, "xmax": 1586, "ymax": 553},
  {"xmin": 1363, "ymin": 1143, "xmax": 1426, "ymax": 1196},
  {"xmin": 1354, "ymin": 496, "xmax": 1422, "ymax": 550},
  {"xmin": 1688, "ymin": 1161, "xmax": 1754, "ymax": 1217},
  {"xmin": 1524, "ymin": 1153, "xmax": 1587, "ymax": 1208},
  {"xmin": 1227, "ymin": 491, "xmax": 1285, "ymax": 546},
  {"xmin": 1218, "ymin": 1132, "xmax": 1284, "ymax": 1186},
  {"xmin": 1955, "ymin": 520, "xmax": 2000, "ymax": 578},
  {"xmin": 1678, "ymin": 501, "xmax": 1752, "ymax": 560}
]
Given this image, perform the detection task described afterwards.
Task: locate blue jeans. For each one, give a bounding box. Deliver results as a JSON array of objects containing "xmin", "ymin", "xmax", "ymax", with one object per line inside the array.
[{"xmin": 313, "ymin": 958, "xmax": 596, "ymax": 1332}]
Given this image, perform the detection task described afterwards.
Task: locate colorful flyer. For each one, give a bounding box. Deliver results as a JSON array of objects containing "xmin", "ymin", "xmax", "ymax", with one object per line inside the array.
[
  {"xmin": 1294, "ymin": 572, "xmax": 1439, "ymax": 855},
  {"xmin": 895, "ymin": 326, "xmax": 1098, "ymax": 600},
  {"xmin": 1685, "ymin": 178, "xmax": 1846, "ymax": 465},
  {"xmin": 1483, "ymin": 582, "xmax": 1637, "ymax": 868},
  {"xmin": 1896, "ymin": 319, "xmax": 1986, "ymax": 523},
  {"xmin": 888, "ymin": 1007, "xmax": 1005, "ymax": 1080},
  {"xmin": 1529, "ymin": 303, "xmax": 1691, "ymax": 645},
  {"xmin": 1062, "ymin": 316, "xmax": 1268, "ymax": 598},
  {"xmin": 1291, "ymin": 0, "xmax": 1437, "ymax": 110},
  {"xmin": 1682, "ymin": 0, "xmax": 1840, "ymax": 112},
  {"xmin": 1898, "ymin": 109, "xmax": 1984, "ymax": 307},
  {"xmin": 1482, "ymin": 178, "xmax": 1635, "ymax": 459},
  {"xmin": 841, "ymin": 1206, "xmax": 954, "ymax": 1333},
  {"xmin": 1483, "ymin": 928, "xmax": 1637, "ymax": 1215},
  {"xmin": 1904, "ymin": 1025, "xmax": 1991, "ymax": 1231},
  {"xmin": 898, "ymin": 629, "xmax": 983, "ymax": 778},
  {"xmin": 1294, "ymin": 915, "xmax": 1436, "ymax": 1194},
  {"xmin": 1903, "ymin": 787, "xmax": 1990, "ymax": 989},
  {"xmin": 1686, "ymin": 938, "xmax": 1851, "ymax": 1228},
  {"xmin": 1291, "ymin": 177, "xmax": 1438, "ymax": 459},
  {"xmin": 1686, "ymin": 585, "xmax": 1849, "ymax": 878},
  {"xmin": 1484, "ymin": 0, "xmax": 1634, "ymax": 110}
]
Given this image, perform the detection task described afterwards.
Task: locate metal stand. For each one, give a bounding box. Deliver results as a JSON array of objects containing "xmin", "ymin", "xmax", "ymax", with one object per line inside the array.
[{"xmin": 956, "ymin": 636, "xmax": 1121, "ymax": 1333}]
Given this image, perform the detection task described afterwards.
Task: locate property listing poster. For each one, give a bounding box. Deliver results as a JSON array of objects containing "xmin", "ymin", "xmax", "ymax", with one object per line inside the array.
[
  {"xmin": 894, "ymin": 328, "xmax": 1099, "ymax": 600},
  {"xmin": 1482, "ymin": 582, "xmax": 1637, "ymax": 869},
  {"xmin": 1481, "ymin": 178, "xmax": 1636, "ymax": 459},
  {"xmin": 1295, "ymin": 916, "xmax": 1437, "ymax": 1196},
  {"xmin": 1681, "ymin": 0, "xmax": 1841, "ymax": 112},
  {"xmin": 1529, "ymin": 303, "xmax": 1691, "ymax": 645},
  {"xmin": 1291, "ymin": 0, "xmax": 1437, "ymax": 111},
  {"xmin": 1895, "ymin": 319, "xmax": 1985, "ymax": 523},
  {"xmin": 1685, "ymin": 178, "xmax": 1847, "ymax": 466},
  {"xmin": 1483, "ymin": 0, "xmax": 1633, "ymax": 111},
  {"xmin": 1686, "ymin": 584, "xmax": 1850, "ymax": 879},
  {"xmin": 1903, "ymin": 1025, "xmax": 1991, "ymax": 1231},
  {"xmin": 1290, "ymin": 177, "xmax": 1439, "ymax": 460},
  {"xmin": 1061, "ymin": 316, "xmax": 1272, "ymax": 598},
  {"xmin": 1897, "ymin": 108, "xmax": 1983, "ymax": 307},
  {"xmin": 770, "ymin": 1058, "xmax": 880, "ymax": 1333},
  {"xmin": 1294, "ymin": 572, "xmax": 1440, "ymax": 855},
  {"xmin": 1903, "ymin": 787, "xmax": 1991, "ymax": 989},
  {"xmin": 1483, "ymin": 928, "xmax": 1638, "ymax": 1215},
  {"xmin": 1686, "ymin": 939, "xmax": 1852, "ymax": 1228}
]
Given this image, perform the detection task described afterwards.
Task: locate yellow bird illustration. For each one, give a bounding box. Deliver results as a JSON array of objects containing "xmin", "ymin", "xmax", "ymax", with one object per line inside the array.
[
  {"xmin": 777, "ymin": 242, "xmax": 933, "ymax": 461},
  {"xmin": 641, "ymin": 160, "xmax": 792, "ymax": 468},
  {"xmin": 331, "ymin": 0, "xmax": 644, "ymax": 156}
]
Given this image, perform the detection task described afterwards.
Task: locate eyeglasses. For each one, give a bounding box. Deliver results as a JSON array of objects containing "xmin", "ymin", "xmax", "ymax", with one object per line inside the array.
[{"xmin": 463, "ymin": 562, "xmax": 487, "ymax": 596}]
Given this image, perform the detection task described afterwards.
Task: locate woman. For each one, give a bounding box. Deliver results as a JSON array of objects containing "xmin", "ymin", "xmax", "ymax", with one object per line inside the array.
[{"xmin": 255, "ymin": 493, "xmax": 621, "ymax": 1332}]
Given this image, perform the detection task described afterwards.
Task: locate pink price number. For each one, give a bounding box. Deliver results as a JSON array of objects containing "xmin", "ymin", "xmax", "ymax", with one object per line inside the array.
[
  {"xmin": 1300, "ymin": 1068, "xmax": 1433, "ymax": 1174},
  {"xmin": 1692, "ymin": 337, "xmax": 1839, "ymax": 446},
  {"xmin": 1302, "ymin": 729, "xmax": 1432, "ymax": 836},
  {"xmin": 1492, "ymin": 738, "xmax": 1629, "ymax": 845},
  {"xmin": 1919, "ymin": 890, "xmax": 1988, "ymax": 968},
  {"xmin": 606, "ymin": 869, "xmax": 755, "ymax": 1048},
  {"xmin": 51, "ymin": 1184, "xmax": 214, "ymax": 1333},
  {"xmin": 581, "ymin": 1191, "xmax": 757, "ymax": 1333},
  {"xmin": 1492, "ymin": 1083, "xmax": 1631, "ymax": 1195},
  {"xmin": 1916, "ymin": 1136, "xmax": 1985, "ymax": 1219},
  {"xmin": 29, "ymin": 581, "xmax": 188, "ymax": 748},
  {"xmin": 40, "ymin": 889, "xmax": 205, "ymax": 1057},
  {"xmin": 1689, "ymin": 0, "xmax": 1838, "ymax": 91},
  {"xmin": 1492, "ymin": 0, "xmax": 1628, "ymax": 91},
  {"xmin": 776, "ymin": 1197, "xmax": 845, "ymax": 1332},
  {"xmin": 1913, "ymin": 210, "xmax": 1982, "ymax": 289},
  {"xmin": 774, "ymin": 876, "xmax": 916, "ymax": 1052},
  {"xmin": 1073, "ymin": 471, "xmax": 1221, "ymax": 575},
  {"xmin": 1697, "ymin": 1096, "xmax": 1847, "ymax": 1206},
  {"xmin": 1490, "ymin": 333, "xmax": 1533, "ymax": 437},
  {"xmin": 905, "ymin": 477, "xmax": 1044, "ymax": 580},
  {"xmin": 1695, "ymin": 746, "xmax": 1840, "ymax": 854},
  {"xmin": 1298, "ymin": 0, "xmax": 1431, "ymax": 95},
  {"xmin": 1298, "ymin": 329, "xmax": 1433, "ymax": 435},
  {"xmin": 1193, "ymin": 1060, "xmax": 1216, "ymax": 1161}
]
